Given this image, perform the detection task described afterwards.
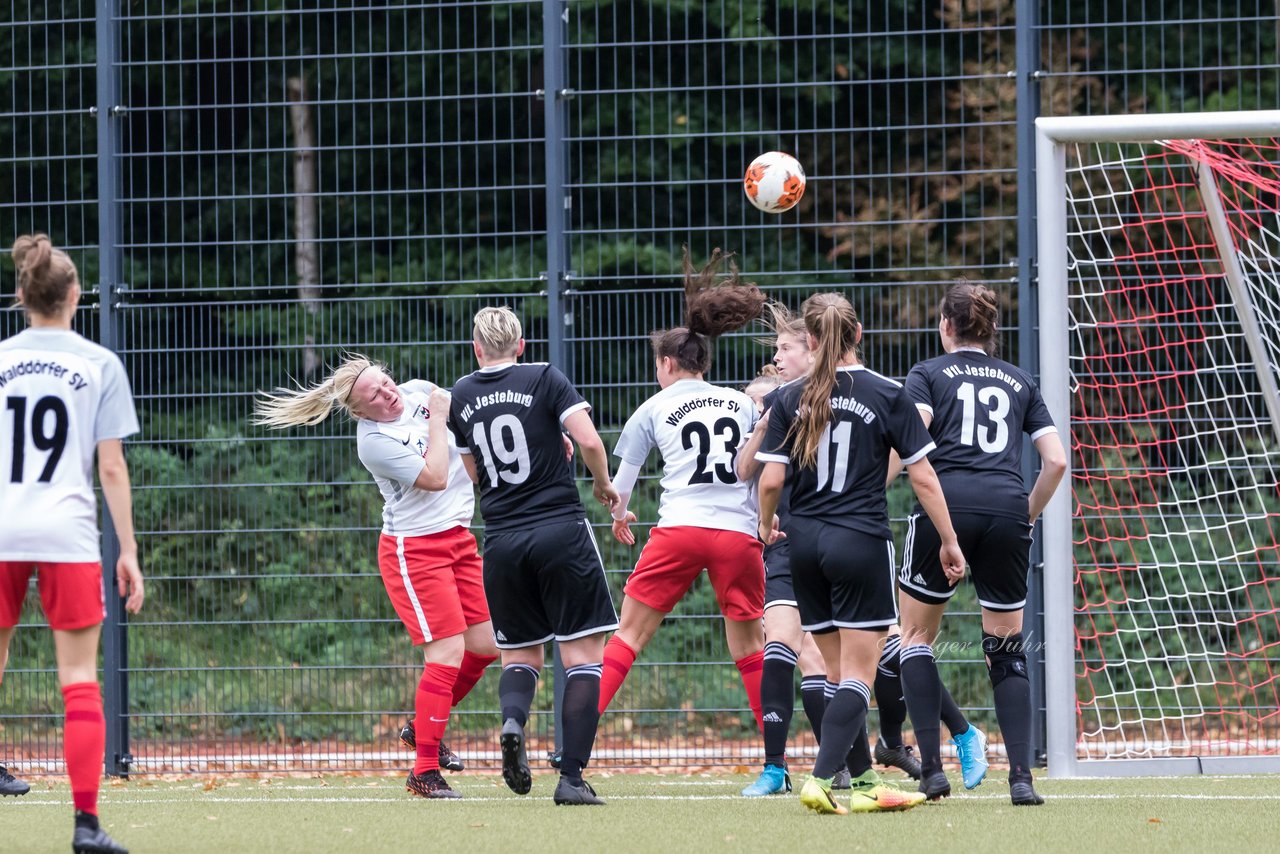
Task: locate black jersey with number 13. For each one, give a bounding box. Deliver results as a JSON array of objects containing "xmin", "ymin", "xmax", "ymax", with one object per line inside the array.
[
  {"xmin": 904, "ymin": 348, "xmax": 1057, "ymax": 520},
  {"xmin": 447, "ymin": 362, "xmax": 590, "ymax": 533}
]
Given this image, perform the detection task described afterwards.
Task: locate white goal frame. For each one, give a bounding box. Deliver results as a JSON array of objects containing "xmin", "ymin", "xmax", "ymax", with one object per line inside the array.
[{"xmin": 1036, "ymin": 110, "xmax": 1280, "ymax": 778}]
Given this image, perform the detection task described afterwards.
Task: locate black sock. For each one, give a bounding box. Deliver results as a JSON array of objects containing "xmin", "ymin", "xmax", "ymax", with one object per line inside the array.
[
  {"xmin": 800, "ymin": 675, "xmax": 827, "ymax": 743},
  {"xmin": 813, "ymin": 680, "xmax": 870, "ymax": 779},
  {"xmin": 498, "ymin": 663, "xmax": 540, "ymax": 728},
  {"xmin": 940, "ymin": 682, "xmax": 969, "ymax": 737},
  {"xmin": 559, "ymin": 664, "xmax": 602, "ymax": 780},
  {"xmin": 873, "ymin": 634, "xmax": 906, "ymax": 748},
  {"xmin": 74, "ymin": 811, "xmax": 99, "ymax": 831},
  {"xmin": 984, "ymin": 632, "xmax": 1034, "ymax": 783},
  {"xmin": 760, "ymin": 642, "xmax": 797, "ymax": 766},
  {"xmin": 844, "ymin": 722, "xmax": 872, "ymax": 777},
  {"xmin": 900, "ymin": 644, "xmax": 943, "ymax": 776}
]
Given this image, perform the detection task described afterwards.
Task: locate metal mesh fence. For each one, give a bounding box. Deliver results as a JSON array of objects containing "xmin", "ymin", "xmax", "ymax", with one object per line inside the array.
[{"xmin": 2, "ymin": 0, "xmax": 1277, "ymax": 776}]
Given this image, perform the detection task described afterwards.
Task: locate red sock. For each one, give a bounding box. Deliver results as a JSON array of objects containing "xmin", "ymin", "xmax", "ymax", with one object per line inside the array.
[
  {"xmin": 61, "ymin": 682, "xmax": 105, "ymax": 815},
  {"xmin": 735, "ymin": 651, "xmax": 765, "ymax": 734},
  {"xmin": 451, "ymin": 651, "xmax": 496, "ymax": 707},
  {"xmin": 414, "ymin": 663, "xmax": 459, "ymax": 774},
  {"xmin": 598, "ymin": 636, "xmax": 638, "ymax": 714}
]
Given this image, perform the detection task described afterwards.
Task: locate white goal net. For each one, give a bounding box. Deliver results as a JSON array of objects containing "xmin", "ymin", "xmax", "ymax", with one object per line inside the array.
[{"xmin": 1036, "ymin": 111, "xmax": 1280, "ymax": 776}]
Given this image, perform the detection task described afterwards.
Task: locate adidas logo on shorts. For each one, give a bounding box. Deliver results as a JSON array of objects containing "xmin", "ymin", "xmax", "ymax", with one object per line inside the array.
[
  {"xmin": 496, "ymin": 631, "xmax": 508, "ymax": 642},
  {"xmin": 913, "ymin": 574, "xmax": 927, "ymax": 586}
]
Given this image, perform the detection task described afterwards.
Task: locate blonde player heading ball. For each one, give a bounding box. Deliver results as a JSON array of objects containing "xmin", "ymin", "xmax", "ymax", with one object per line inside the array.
[
  {"xmin": 1, "ymin": 234, "xmax": 144, "ymax": 854},
  {"xmin": 254, "ymin": 358, "xmax": 500, "ymax": 800}
]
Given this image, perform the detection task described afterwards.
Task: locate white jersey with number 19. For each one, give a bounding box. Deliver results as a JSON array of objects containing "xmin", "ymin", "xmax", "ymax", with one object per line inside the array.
[
  {"xmin": 614, "ymin": 378, "xmax": 759, "ymax": 537},
  {"xmin": 0, "ymin": 328, "xmax": 140, "ymax": 562}
]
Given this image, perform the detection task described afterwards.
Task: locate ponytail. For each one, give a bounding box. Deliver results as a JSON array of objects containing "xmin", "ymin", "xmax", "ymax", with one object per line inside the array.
[
  {"xmin": 788, "ymin": 293, "xmax": 860, "ymax": 469},
  {"xmin": 11, "ymin": 233, "xmax": 79, "ymax": 317},
  {"xmin": 253, "ymin": 355, "xmax": 386, "ymax": 427},
  {"xmin": 940, "ymin": 280, "xmax": 1000, "ymax": 355},
  {"xmin": 652, "ymin": 246, "xmax": 766, "ymax": 374}
]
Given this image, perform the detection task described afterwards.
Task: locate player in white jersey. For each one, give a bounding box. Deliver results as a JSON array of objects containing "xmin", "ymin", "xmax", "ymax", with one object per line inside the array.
[
  {"xmin": 597, "ymin": 249, "xmax": 770, "ymax": 734},
  {"xmin": 1, "ymin": 234, "xmax": 143, "ymax": 854},
  {"xmin": 254, "ymin": 356, "xmax": 498, "ymax": 800}
]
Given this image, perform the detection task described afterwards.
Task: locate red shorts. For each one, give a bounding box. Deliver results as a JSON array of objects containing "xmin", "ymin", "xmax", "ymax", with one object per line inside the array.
[
  {"xmin": 378, "ymin": 527, "xmax": 490, "ymax": 646},
  {"xmin": 0, "ymin": 562, "xmax": 106, "ymax": 630},
  {"xmin": 625, "ymin": 526, "xmax": 765, "ymax": 622}
]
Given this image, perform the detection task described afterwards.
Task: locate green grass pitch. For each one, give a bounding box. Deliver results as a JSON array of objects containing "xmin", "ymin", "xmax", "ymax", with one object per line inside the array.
[{"xmin": 4, "ymin": 770, "xmax": 1277, "ymax": 853}]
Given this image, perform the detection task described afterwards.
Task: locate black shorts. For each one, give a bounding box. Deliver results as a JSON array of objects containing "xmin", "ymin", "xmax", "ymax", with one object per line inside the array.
[
  {"xmin": 788, "ymin": 516, "xmax": 898, "ymax": 632},
  {"xmin": 898, "ymin": 510, "xmax": 1032, "ymax": 612},
  {"xmin": 763, "ymin": 541, "xmax": 796, "ymax": 610},
  {"xmin": 481, "ymin": 518, "xmax": 619, "ymax": 649}
]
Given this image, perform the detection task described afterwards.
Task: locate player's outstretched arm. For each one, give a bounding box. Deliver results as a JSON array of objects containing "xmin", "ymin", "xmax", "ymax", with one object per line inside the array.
[
  {"xmin": 1028, "ymin": 431, "xmax": 1067, "ymax": 523},
  {"xmin": 736, "ymin": 409, "xmax": 771, "ymax": 482},
  {"xmin": 756, "ymin": 461, "xmax": 786, "ymax": 544},
  {"xmin": 906, "ymin": 456, "xmax": 965, "ymax": 585},
  {"xmin": 562, "ymin": 409, "xmax": 618, "ymax": 511},
  {"xmin": 97, "ymin": 439, "xmax": 144, "ymax": 614}
]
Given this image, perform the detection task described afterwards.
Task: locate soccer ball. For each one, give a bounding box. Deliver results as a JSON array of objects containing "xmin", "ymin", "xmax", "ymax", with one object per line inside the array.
[{"xmin": 743, "ymin": 151, "xmax": 806, "ymax": 213}]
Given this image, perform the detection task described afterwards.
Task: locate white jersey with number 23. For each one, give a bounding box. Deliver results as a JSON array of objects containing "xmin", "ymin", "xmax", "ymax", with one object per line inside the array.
[{"xmin": 614, "ymin": 378, "xmax": 758, "ymax": 537}]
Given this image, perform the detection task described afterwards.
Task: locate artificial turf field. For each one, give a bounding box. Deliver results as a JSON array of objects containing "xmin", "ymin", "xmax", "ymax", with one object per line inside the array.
[{"xmin": 5, "ymin": 770, "xmax": 1277, "ymax": 853}]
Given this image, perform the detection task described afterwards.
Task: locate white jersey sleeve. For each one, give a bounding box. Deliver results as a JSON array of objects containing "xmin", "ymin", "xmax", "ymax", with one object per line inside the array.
[
  {"xmin": 613, "ymin": 398, "xmax": 656, "ymax": 467},
  {"xmin": 0, "ymin": 329, "xmax": 139, "ymax": 562},
  {"xmin": 356, "ymin": 387, "xmax": 474, "ymax": 537}
]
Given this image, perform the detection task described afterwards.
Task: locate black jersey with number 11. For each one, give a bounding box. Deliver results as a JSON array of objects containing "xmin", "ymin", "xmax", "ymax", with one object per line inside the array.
[
  {"xmin": 447, "ymin": 362, "xmax": 590, "ymax": 533},
  {"xmin": 904, "ymin": 348, "xmax": 1057, "ymax": 520},
  {"xmin": 757, "ymin": 365, "xmax": 935, "ymax": 539}
]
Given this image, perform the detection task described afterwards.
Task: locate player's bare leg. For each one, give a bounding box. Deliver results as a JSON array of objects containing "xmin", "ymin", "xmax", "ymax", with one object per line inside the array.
[
  {"xmin": 53, "ymin": 627, "xmax": 127, "ymax": 853},
  {"xmin": 598, "ymin": 596, "xmax": 665, "ymax": 713}
]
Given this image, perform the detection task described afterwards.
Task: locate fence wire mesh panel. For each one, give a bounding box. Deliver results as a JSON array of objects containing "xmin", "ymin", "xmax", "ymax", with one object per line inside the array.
[
  {"xmin": 0, "ymin": 0, "xmax": 101, "ymax": 775},
  {"xmin": 2, "ymin": 0, "xmax": 1277, "ymax": 777}
]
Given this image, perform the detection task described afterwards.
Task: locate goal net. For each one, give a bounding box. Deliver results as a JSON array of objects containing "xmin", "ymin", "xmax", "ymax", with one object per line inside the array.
[{"xmin": 1036, "ymin": 112, "xmax": 1280, "ymax": 776}]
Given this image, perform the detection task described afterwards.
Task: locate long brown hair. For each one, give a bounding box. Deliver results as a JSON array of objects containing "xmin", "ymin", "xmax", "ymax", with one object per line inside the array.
[
  {"xmin": 650, "ymin": 246, "xmax": 766, "ymax": 374},
  {"xmin": 941, "ymin": 281, "xmax": 999, "ymax": 355},
  {"xmin": 789, "ymin": 293, "xmax": 860, "ymax": 469},
  {"xmin": 11, "ymin": 233, "xmax": 79, "ymax": 316}
]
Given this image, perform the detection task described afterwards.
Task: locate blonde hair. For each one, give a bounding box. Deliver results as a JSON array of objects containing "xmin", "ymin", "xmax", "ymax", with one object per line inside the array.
[
  {"xmin": 788, "ymin": 293, "xmax": 860, "ymax": 470},
  {"xmin": 253, "ymin": 355, "xmax": 387, "ymax": 427},
  {"xmin": 473, "ymin": 306, "xmax": 522, "ymax": 358},
  {"xmin": 743, "ymin": 364, "xmax": 784, "ymax": 398},
  {"xmin": 11, "ymin": 233, "xmax": 79, "ymax": 316},
  {"xmin": 755, "ymin": 300, "xmax": 807, "ymax": 350}
]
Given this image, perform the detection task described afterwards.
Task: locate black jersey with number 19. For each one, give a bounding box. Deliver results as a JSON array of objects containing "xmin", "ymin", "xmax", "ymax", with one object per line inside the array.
[
  {"xmin": 447, "ymin": 362, "xmax": 590, "ymax": 533},
  {"xmin": 903, "ymin": 348, "xmax": 1057, "ymax": 520},
  {"xmin": 758, "ymin": 365, "xmax": 935, "ymax": 539}
]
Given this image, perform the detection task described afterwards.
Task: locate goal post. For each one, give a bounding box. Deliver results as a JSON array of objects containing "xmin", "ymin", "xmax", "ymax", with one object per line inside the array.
[{"xmin": 1036, "ymin": 111, "xmax": 1280, "ymax": 777}]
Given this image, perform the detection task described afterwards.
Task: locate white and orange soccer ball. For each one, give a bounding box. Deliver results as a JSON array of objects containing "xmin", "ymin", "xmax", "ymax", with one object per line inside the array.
[{"xmin": 743, "ymin": 151, "xmax": 806, "ymax": 213}]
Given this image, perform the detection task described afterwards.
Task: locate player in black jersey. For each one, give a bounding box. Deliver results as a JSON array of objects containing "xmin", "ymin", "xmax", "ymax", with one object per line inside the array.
[
  {"xmin": 447, "ymin": 307, "xmax": 620, "ymax": 806},
  {"xmin": 895, "ymin": 283, "xmax": 1066, "ymax": 806},
  {"xmin": 738, "ymin": 305, "xmax": 973, "ymax": 797},
  {"xmin": 757, "ymin": 293, "xmax": 964, "ymax": 815}
]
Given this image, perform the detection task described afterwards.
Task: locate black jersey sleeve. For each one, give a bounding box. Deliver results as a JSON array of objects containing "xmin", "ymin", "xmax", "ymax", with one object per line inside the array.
[
  {"xmin": 543, "ymin": 365, "xmax": 590, "ymax": 424},
  {"xmin": 757, "ymin": 387, "xmax": 795, "ymax": 465},
  {"xmin": 1024, "ymin": 383, "xmax": 1058, "ymax": 439},
  {"xmin": 446, "ymin": 392, "xmax": 472, "ymax": 455},
  {"xmin": 886, "ymin": 385, "xmax": 936, "ymax": 465},
  {"xmin": 903, "ymin": 364, "xmax": 933, "ymax": 414}
]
